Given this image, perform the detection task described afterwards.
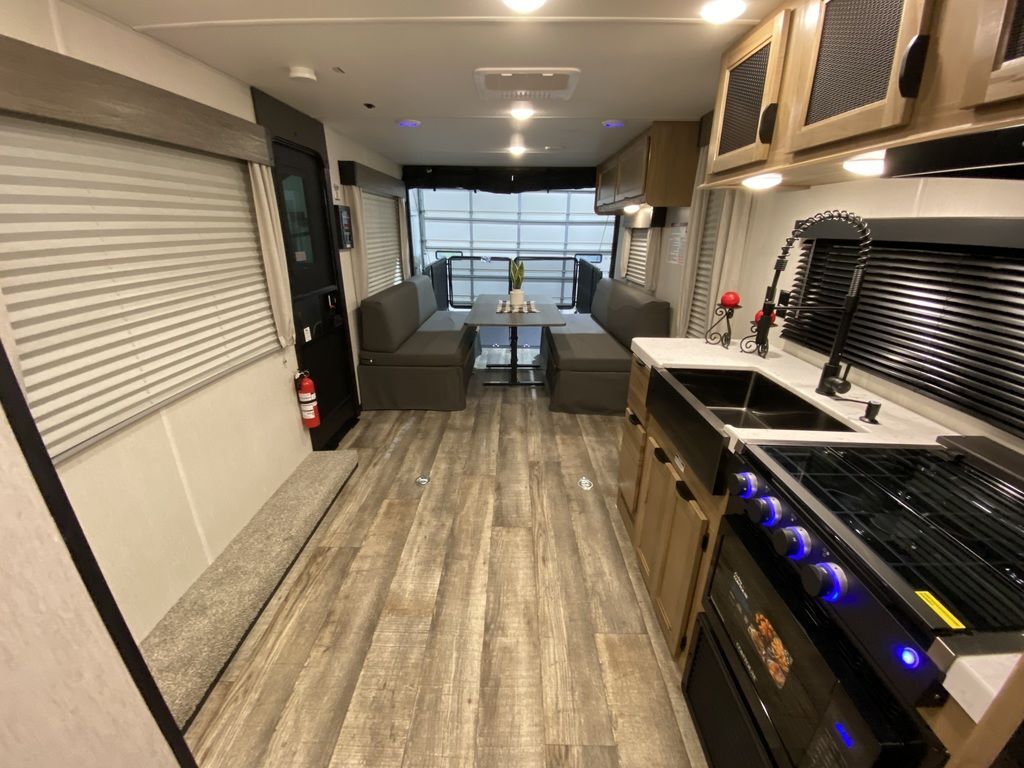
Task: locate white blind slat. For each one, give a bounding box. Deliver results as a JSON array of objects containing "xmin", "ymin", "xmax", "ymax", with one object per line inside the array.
[
  {"xmin": 687, "ymin": 191, "xmax": 727, "ymax": 336},
  {"xmin": 624, "ymin": 228, "xmax": 650, "ymax": 287},
  {"xmin": 0, "ymin": 113, "xmax": 277, "ymax": 458},
  {"xmin": 362, "ymin": 192, "xmax": 403, "ymax": 296}
]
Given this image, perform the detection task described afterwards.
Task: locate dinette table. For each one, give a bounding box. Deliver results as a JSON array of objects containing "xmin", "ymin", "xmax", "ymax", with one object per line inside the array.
[{"xmin": 464, "ymin": 294, "xmax": 566, "ymax": 386}]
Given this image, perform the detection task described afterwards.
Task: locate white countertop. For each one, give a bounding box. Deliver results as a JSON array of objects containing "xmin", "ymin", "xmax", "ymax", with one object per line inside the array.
[
  {"xmin": 631, "ymin": 337, "xmax": 950, "ymax": 450},
  {"xmin": 630, "ymin": 337, "xmax": 1020, "ymax": 720}
]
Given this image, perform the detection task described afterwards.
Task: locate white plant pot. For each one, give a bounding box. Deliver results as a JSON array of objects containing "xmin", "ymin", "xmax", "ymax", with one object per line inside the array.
[{"xmin": 509, "ymin": 288, "xmax": 525, "ymax": 308}]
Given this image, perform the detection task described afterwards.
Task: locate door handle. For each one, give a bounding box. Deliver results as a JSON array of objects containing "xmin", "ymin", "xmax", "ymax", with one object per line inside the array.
[
  {"xmin": 628, "ymin": 412, "xmax": 642, "ymax": 426},
  {"xmin": 327, "ymin": 292, "xmax": 338, "ymax": 310},
  {"xmin": 757, "ymin": 103, "xmax": 779, "ymax": 145},
  {"xmin": 898, "ymin": 35, "xmax": 930, "ymax": 98},
  {"xmin": 675, "ymin": 481, "xmax": 695, "ymax": 501},
  {"xmin": 654, "ymin": 447, "xmax": 670, "ymax": 464}
]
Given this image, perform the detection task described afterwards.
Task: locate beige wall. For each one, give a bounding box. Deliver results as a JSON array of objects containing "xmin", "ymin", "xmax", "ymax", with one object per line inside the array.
[
  {"xmin": 1, "ymin": 0, "xmax": 312, "ymax": 638},
  {"xmin": 0, "ymin": 409, "xmax": 179, "ymax": 768},
  {"xmin": 731, "ymin": 175, "xmax": 1024, "ymax": 451}
]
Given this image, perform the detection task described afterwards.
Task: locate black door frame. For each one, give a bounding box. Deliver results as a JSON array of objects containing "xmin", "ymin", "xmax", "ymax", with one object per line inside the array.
[{"xmin": 0, "ymin": 342, "xmax": 198, "ymax": 768}]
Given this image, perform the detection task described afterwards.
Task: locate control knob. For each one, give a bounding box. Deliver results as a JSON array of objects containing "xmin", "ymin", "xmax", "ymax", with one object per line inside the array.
[
  {"xmin": 801, "ymin": 562, "xmax": 849, "ymax": 602},
  {"xmin": 729, "ymin": 471, "xmax": 762, "ymax": 499},
  {"xmin": 747, "ymin": 496, "xmax": 783, "ymax": 527},
  {"xmin": 772, "ymin": 526, "xmax": 812, "ymax": 560}
]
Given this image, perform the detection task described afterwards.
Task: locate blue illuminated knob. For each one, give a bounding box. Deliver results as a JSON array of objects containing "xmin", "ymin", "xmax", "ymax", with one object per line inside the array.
[
  {"xmin": 729, "ymin": 472, "xmax": 762, "ymax": 500},
  {"xmin": 772, "ymin": 526, "xmax": 813, "ymax": 560},
  {"xmin": 801, "ymin": 562, "xmax": 849, "ymax": 602},
  {"xmin": 748, "ymin": 496, "xmax": 783, "ymax": 527}
]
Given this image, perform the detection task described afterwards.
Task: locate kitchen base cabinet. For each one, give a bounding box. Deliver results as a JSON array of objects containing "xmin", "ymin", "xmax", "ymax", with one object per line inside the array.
[
  {"xmin": 634, "ymin": 437, "xmax": 678, "ymax": 591},
  {"xmin": 616, "ymin": 408, "xmax": 646, "ymax": 539}
]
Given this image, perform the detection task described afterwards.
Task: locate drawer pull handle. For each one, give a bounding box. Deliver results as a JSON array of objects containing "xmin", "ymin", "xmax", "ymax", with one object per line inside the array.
[
  {"xmin": 635, "ymin": 359, "xmax": 647, "ymax": 369},
  {"xmin": 675, "ymin": 481, "xmax": 695, "ymax": 501},
  {"xmin": 898, "ymin": 34, "xmax": 930, "ymax": 98},
  {"xmin": 654, "ymin": 447, "xmax": 670, "ymax": 464},
  {"xmin": 628, "ymin": 413, "xmax": 641, "ymax": 426}
]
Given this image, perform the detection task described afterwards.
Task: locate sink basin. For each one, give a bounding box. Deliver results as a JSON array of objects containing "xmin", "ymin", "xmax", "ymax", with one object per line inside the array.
[
  {"xmin": 665, "ymin": 368, "xmax": 854, "ymax": 433},
  {"xmin": 646, "ymin": 367, "xmax": 853, "ymax": 496}
]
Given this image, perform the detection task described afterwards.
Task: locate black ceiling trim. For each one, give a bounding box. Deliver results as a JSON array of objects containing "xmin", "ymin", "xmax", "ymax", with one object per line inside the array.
[
  {"xmin": 403, "ymin": 165, "xmax": 596, "ymax": 194},
  {"xmin": 796, "ymin": 217, "xmax": 1024, "ymax": 251},
  {"xmin": 339, "ymin": 161, "xmax": 406, "ymax": 198}
]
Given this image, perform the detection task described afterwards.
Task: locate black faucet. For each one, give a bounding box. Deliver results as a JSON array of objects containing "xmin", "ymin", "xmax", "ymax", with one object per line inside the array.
[{"xmin": 750, "ymin": 209, "xmax": 873, "ymax": 397}]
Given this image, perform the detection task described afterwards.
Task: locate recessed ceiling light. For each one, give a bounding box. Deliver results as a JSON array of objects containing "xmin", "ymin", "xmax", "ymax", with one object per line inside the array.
[
  {"xmin": 843, "ymin": 149, "xmax": 887, "ymax": 176},
  {"xmin": 508, "ymin": 144, "xmax": 527, "ymax": 157},
  {"xmin": 603, "ymin": 120, "xmax": 625, "ymax": 128},
  {"xmin": 700, "ymin": 0, "xmax": 747, "ymax": 24},
  {"xmin": 288, "ymin": 65, "xmax": 318, "ymax": 82},
  {"xmin": 510, "ymin": 106, "xmax": 535, "ymax": 121},
  {"xmin": 503, "ymin": 0, "xmax": 547, "ymax": 12},
  {"xmin": 623, "ymin": 204, "xmax": 642, "ymax": 214},
  {"xmin": 397, "ymin": 119, "xmax": 421, "ymax": 128},
  {"xmin": 742, "ymin": 172, "xmax": 783, "ymax": 190}
]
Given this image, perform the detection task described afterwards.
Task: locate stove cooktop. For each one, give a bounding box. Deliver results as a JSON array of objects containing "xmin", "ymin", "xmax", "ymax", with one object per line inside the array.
[{"xmin": 761, "ymin": 444, "xmax": 1024, "ymax": 634}]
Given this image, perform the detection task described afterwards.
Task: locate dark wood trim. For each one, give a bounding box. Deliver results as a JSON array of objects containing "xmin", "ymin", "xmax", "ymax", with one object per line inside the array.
[
  {"xmin": 338, "ymin": 161, "xmax": 406, "ymax": 198},
  {"xmin": 0, "ymin": 341, "xmax": 199, "ymax": 768},
  {"xmin": 0, "ymin": 34, "xmax": 269, "ymax": 165}
]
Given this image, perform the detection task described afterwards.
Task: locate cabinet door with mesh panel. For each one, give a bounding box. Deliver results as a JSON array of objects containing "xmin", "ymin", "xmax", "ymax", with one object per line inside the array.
[
  {"xmin": 709, "ymin": 10, "xmax": 791, "ymax": 174},
  {"xmin": 962, "ymin": 0, "xmax": 1024, "ymax": 107},
  {"xmin": 790, "ymin": 0, "xmax": 934, "ymax": 152}
]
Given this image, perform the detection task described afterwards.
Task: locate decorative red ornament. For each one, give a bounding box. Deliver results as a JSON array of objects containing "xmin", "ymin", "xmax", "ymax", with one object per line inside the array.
[
  {"xmin": 755, "ymin": 309, "xmax": 778, "ymax": 323},
  {"xmin": 720, "ymin": 291, "xmax": 741, "ymax": 308}
]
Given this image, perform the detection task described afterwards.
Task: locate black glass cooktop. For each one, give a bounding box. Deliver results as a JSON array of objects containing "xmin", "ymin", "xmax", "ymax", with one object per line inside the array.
[{"xmin": 763, "ymin": 445, "xmax": 1024, "ymax": 633}]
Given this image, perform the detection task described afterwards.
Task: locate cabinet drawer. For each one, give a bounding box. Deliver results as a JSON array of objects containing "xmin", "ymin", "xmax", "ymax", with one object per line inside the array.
[
  {"xmin": 616, "ymin": 408, "xmax": 646, "ymax": 539},
  {"xmin": 627, "ymin": 355, "xmax": 651, "ymax": 424}
]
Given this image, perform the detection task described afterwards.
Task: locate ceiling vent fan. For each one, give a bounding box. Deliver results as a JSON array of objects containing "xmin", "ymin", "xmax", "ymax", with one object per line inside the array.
[{"xmin": 474, "ymin": 67, "xmax": 580, "ymax": 100}]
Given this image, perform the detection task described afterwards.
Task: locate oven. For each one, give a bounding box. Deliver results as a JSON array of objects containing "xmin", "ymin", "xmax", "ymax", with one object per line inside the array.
[{"xmin": 684, "ymin": 514, "xmax": 946, "ymax": 768}]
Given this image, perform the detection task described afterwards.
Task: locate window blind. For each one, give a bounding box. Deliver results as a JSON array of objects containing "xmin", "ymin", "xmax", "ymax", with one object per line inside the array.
[
  {"xmin": 781, "ymin": 239, "xmax": 1024, "ymax": 438},
  {"xmin": 624, "ymin": 228, "xmax": 650, "ymax": 286},
  {"xmin": 362, "ymin": 192, "xmax": 403, "ymax": 296},
  {"xmin": 687, "ymin": 190, "xmax": 727, "ymax": 336},
  {"xmin": 0, "ymin": 113, "xmax": 278, "ymax": 458}
]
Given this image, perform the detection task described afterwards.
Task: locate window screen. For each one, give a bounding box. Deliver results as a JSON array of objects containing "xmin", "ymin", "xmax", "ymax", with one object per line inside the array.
[
  {"xmin": 781, "ymin": 239, "xmax": 1024, "ymax": 438},
  {"xmin": 0, "ymin": 113, "xmax": 278, "ymax": 458},
  {"xmin": 362, "ymin": 192, "xmax": 404, "ymax": 296},
  {"xmin": 719, "ymin": 43, "xmax": 771, "ymax": 156},
  {"xmin": 624, "ymin": 229, "xmax": 650, "ymax": 286},
  {"xmin": 1005, "ymin": 0, "xmax": 1024, "ymax": 63}
]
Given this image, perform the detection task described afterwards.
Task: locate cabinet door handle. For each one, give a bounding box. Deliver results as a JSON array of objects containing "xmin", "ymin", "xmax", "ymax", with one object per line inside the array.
[
  {"xmin": 635, "ymin": 358, "xmax": 647, "ymax": 369},
  {"xmin": 675, "ymin": 480, "xmax": 694, "ymax": 502},
  {"xmin": 628, "ymin": 413, "xmax": 642, "ymax": 426},
  {"xmin": 654, "ymin": 447, "xmax": 670, "ymax": 464},
  {"xmin": 898, "ymin": 35, "xmax": 930, "ymax": 98},
  {"xmin": 757, "ymin": 103, "xmax": 779, "ymax": 145}
]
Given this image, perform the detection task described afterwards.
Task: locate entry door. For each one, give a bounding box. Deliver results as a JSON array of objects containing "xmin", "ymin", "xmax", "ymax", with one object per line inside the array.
[{"xmin": 272, "ymin": 142, "xmax": 358, "ymax": 449}]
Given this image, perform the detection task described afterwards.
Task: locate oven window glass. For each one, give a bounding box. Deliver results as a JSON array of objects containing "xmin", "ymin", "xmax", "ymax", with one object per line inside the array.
[{"xmin": 710, "ymin": 527, "xmax": 837, "ymax": 765}]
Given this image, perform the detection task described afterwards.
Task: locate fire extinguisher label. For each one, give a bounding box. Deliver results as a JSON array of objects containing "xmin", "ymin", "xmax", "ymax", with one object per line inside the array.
[
  {"xmin": 298, "ymin": 392, "xmax": 317, "ymax": 403},
  {"xmin": 300, "ymin": 405, "xmax": 317, "ymax": 417}
]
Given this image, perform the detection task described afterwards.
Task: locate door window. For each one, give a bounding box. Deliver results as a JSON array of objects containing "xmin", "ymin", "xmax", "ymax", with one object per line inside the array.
[{"xmin": 282, "ymin": 174, "xmax": 315, "ymax": 265}]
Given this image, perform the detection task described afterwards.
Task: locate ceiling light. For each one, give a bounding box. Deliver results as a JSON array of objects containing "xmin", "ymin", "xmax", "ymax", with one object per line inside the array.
[
  {"xmin": 603, "ymin": 120, "xmax": 625, "ymax": 128},
  {"xmin": 623, "ymin": 204, "xmax": 641, "ymax": 214},
  {"xmin": 742, "ymin": 172, "xmax": 783, "ymax": 190},
  {"xmin": 700, "ymin": 0, "xmax": 747, "ymax": 24},
  {"xmin": 508, "ymin": 144, "xmax": 527, "ymax": 157},
  {"xmin": 510, "ymin": 106, "xmax": 535, "ymax": 121},
  {"xmin": 843, "ymin": 149, "xmax": 887, "ymax": 177},
  {"xmin": 503, "ymin": 0, "xmax": 547, "ymax": 12},
  {"xmin": 397, "ymin": 119, "xmax": 421, "ymax": 128},
  {"xmin": 288, "ymin": 66, "xmax": 318, "ymax": 82}
]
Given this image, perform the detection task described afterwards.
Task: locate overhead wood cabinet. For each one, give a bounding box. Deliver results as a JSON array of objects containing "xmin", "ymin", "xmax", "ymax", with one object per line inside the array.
[
  {"xmin": 594, "ymin": 122, "xmax": 700, "ymax": 213},
  {"xmin": 962, "ymin": 0, "xmax": 1024, "ymax": 107},
  {"xmin": 709, "ymin": 10, "xmax": 792, "ymax": 174},
  {"xmin": 789, "ymin": 0, "xmax": 934, "ymax": 151}
]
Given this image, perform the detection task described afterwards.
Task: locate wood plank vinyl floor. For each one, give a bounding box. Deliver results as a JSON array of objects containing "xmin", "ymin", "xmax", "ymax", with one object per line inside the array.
[{"xmin": 186, "ymin": 382, "xmax": 704, "ymax": 768}]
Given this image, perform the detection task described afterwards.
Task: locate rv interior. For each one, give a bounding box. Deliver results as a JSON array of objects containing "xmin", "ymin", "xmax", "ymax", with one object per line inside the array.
[{"xmin": 3, "ymin": 1, "xmax": 1024, "ymax": 766}]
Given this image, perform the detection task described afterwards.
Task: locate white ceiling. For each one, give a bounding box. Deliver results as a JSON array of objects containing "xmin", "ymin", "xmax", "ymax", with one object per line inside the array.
[{"xmin": 76, "ymin": 0, "xmax": 776, "ymax": 167}]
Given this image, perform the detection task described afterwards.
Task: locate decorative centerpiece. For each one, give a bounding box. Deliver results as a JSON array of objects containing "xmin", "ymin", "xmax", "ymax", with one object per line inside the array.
[
  {"xmin": 509, "ymin": 258, "xmax": 526, "ymax": 308},
  {"xmin": 704, "ymin": 291, "xmax": 741, "ymax": 348}
]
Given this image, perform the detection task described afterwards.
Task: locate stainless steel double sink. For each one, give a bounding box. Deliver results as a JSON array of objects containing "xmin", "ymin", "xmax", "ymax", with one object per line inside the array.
[{"xmin": 646, "ymin": 367, "xmax": 853, "ymax": 494}]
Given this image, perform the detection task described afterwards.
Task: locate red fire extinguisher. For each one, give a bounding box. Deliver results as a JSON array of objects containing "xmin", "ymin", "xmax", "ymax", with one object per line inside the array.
[{"xmin": 295, "ymin": 371, "xmax": 320, "ymax": 429}]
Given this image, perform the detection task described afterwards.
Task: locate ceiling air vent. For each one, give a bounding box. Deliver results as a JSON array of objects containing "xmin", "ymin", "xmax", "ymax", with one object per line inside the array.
[{"xmin": 474, "ymin": 67, "xmax": 580, "ymax": 101}]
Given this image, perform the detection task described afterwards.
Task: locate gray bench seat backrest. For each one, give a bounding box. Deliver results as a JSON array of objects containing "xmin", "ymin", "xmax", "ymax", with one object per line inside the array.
[
  {"xmin": 590, "ymin": 278, "xmax": 670, "ymax": 348},
  {"xmin": 361, "ymin": 275, "xmax": 437, "ymax": 352}
]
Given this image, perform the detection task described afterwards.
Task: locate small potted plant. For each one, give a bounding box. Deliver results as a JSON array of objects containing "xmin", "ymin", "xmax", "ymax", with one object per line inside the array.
[{"xmin": 509, "ymin": 258, "xmax": 526, "ymax": 308}]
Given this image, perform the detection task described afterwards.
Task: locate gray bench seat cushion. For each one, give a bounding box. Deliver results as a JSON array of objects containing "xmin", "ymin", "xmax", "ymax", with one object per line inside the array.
[
  {"xmin": 547, "ymin": 317, "xmax": 632, "ymax": 372},
  {"xmin": 360, "ymin": 311, "xmax": 475, "ymax": 367}
]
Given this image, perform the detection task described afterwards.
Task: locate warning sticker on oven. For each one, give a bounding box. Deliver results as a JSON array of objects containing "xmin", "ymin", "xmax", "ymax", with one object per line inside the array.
[{"xmin": 915, "ymin": 591, "xmax": 966, "ymax": 630}]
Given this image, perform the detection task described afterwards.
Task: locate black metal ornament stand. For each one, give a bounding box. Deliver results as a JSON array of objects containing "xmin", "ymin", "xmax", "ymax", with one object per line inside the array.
[
  {"xmin": 741, "ymin": 318, "xmax": 775, "ymax": 356},
  {"xmin": 704, "ymin": 304, "xmax": 740, "ymax": 348}
]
